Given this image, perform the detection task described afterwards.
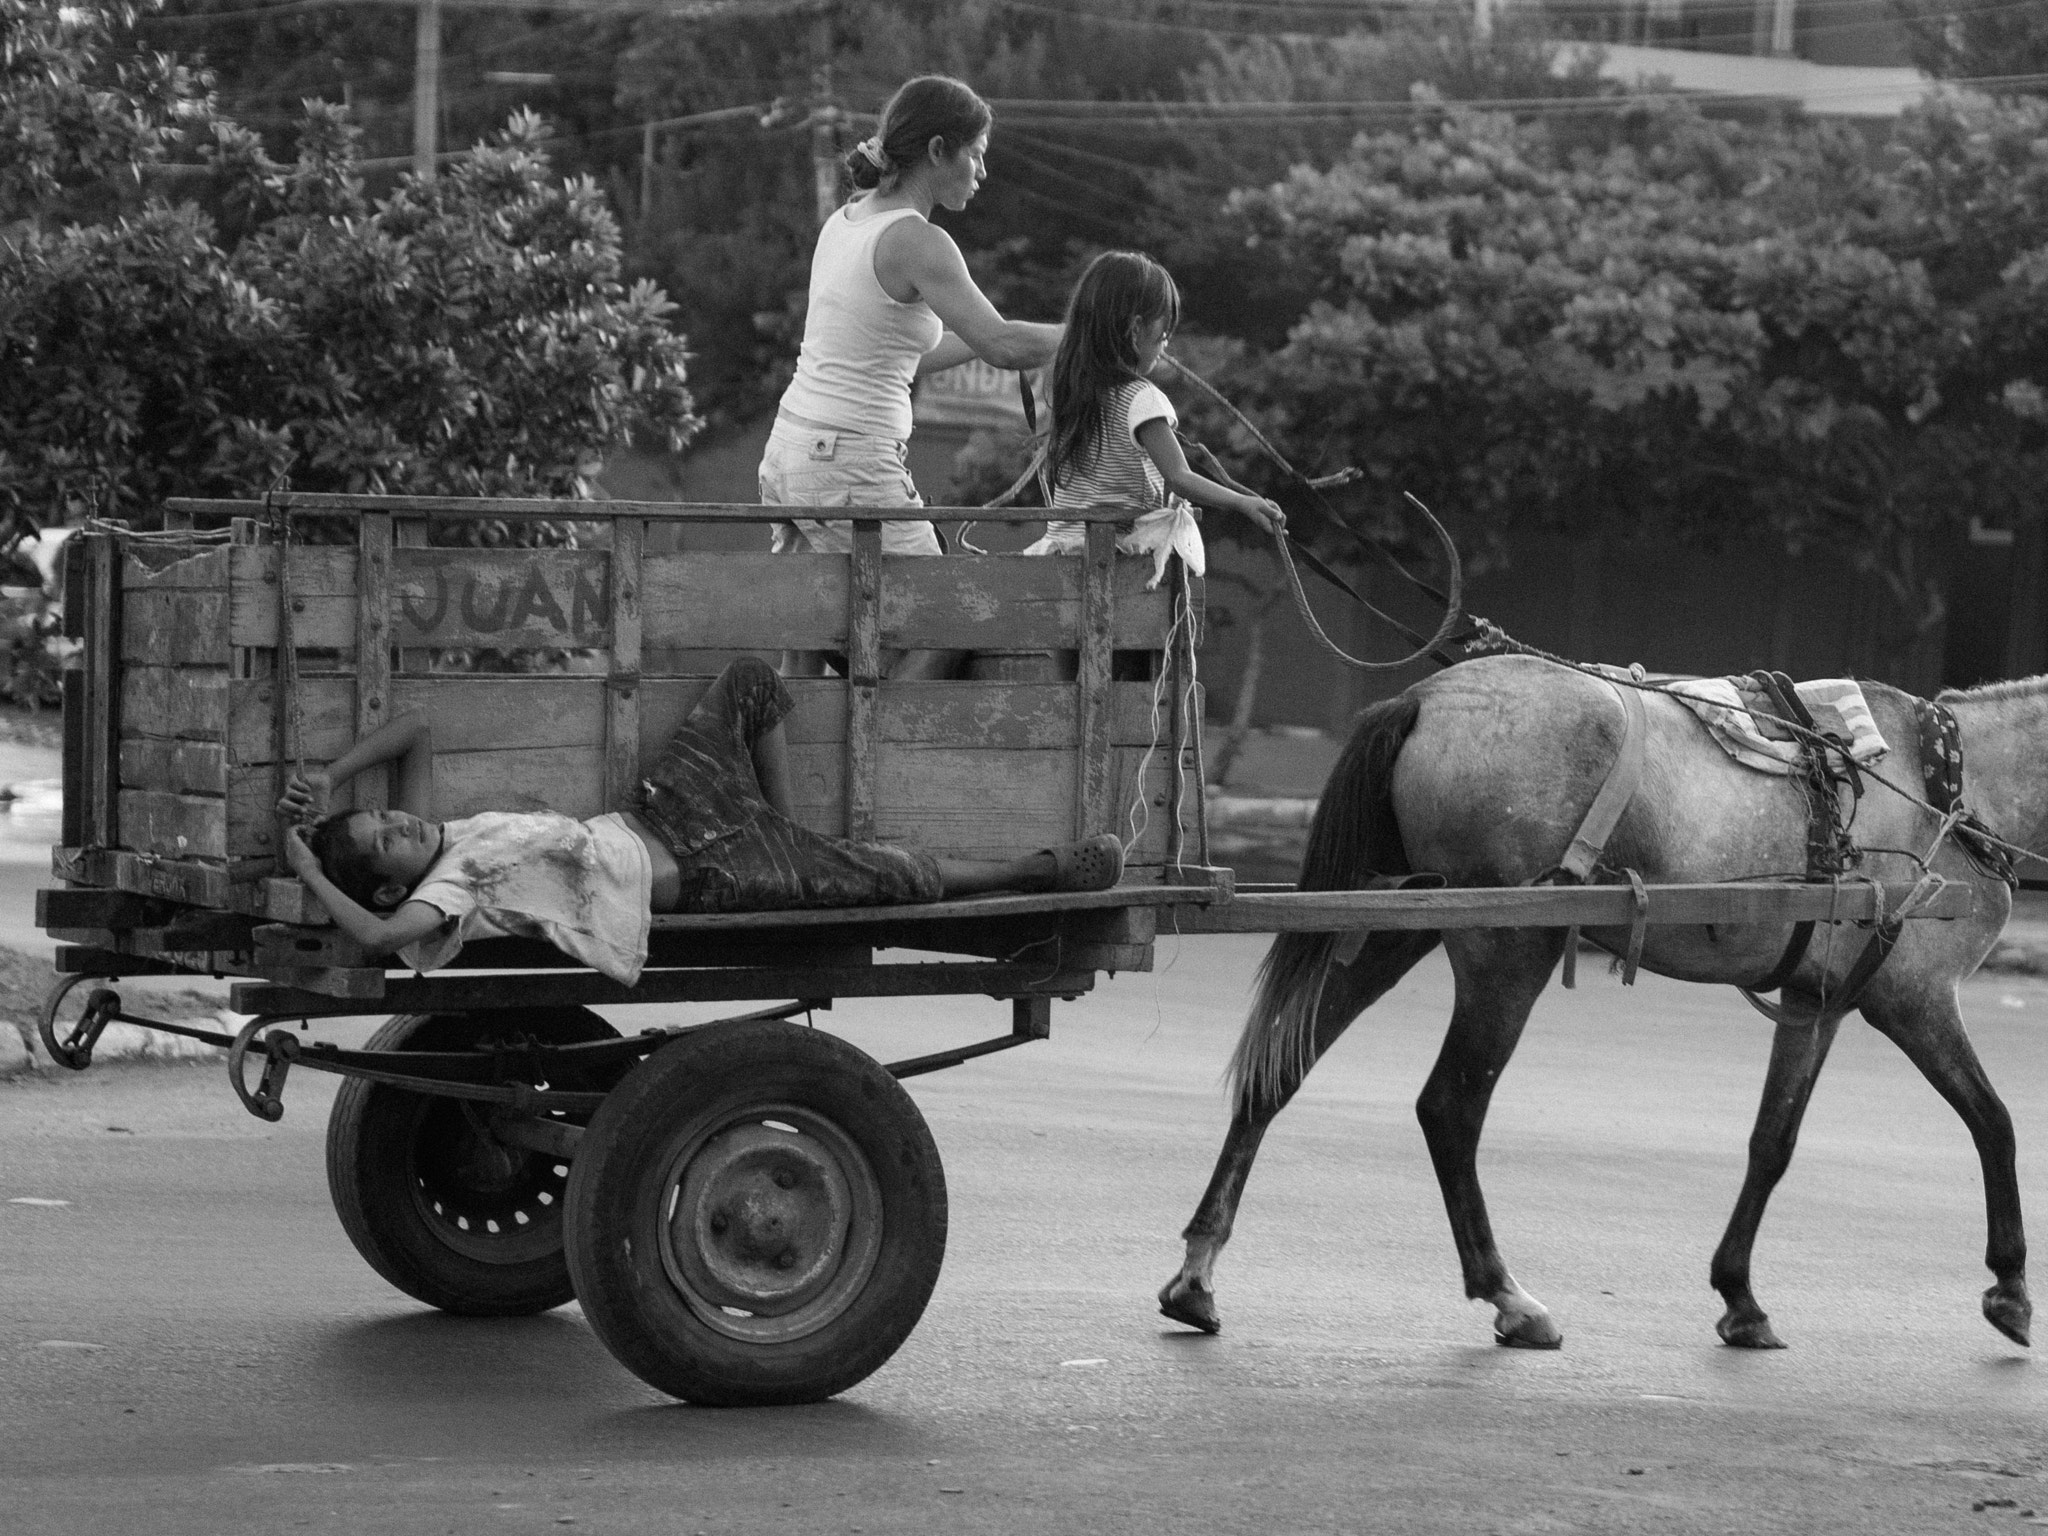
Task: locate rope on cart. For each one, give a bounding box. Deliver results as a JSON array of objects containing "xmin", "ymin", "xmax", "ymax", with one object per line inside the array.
[
  {"xmin": 265, "ymin": 481, "xmax": 309, "ymax": 858},
  {"xmin": 1122, "ymin": 574, "xmax": 1204, "ymax": 869}
]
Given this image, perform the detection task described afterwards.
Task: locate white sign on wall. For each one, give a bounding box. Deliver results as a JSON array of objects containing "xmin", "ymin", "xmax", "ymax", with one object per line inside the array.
[{"xmin": 913, "ymin": 358, "xmax": 1045, "ymax": 430}]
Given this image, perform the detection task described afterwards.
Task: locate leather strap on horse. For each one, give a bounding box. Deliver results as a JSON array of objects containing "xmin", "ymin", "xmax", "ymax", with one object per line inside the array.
[
  {"xmin": 1739, "ymin": 693, "xmax": 1995, "ymax": 1029},
  {"xmin": 1537, "ymin": 679, "xmax": 1649, "ymax": 989}
]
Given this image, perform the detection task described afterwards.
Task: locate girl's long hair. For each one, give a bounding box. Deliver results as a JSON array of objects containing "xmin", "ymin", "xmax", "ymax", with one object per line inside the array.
[{"xmin": 1047, "ymin": 251, "xmax": 1181, "ymax": 491}]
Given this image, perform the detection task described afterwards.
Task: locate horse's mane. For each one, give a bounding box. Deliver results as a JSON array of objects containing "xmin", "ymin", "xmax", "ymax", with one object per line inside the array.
[{"xmin": 1935, "ymin": 673, "xmax": 2048, "ymax": 705}]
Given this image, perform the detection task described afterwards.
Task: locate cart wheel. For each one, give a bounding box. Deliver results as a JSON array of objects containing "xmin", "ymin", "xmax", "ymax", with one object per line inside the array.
[
  {"xmin": 564, "ymin": 1018, "xmax": 947, "ymax": 1406},
  {"xmin": 326, "ymin": 1008, "xmax": 621, "ymax": 1316}
]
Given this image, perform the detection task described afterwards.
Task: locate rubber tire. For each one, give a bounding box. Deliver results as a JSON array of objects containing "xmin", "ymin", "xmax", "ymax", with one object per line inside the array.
[
  {"xmin": 564, "ymin": 1019, "xmax": 947, "ymax": 1406},
  {"xmin": 326, "ymin": 1007, "xmax": 620, "ymax": 1316}
]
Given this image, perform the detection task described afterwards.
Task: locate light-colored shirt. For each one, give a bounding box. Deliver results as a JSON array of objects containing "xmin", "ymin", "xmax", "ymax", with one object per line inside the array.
[
  {"xmin": 1040, "ymin": 378, "xmax": 1177, "ymax": 548},
  {"xmin": 399, "ymin": 811, "xmax": 652, "ymax": 986},
  {"xmin": 778, "ymin": 203, "xmax": 944, "ymax": 443}
]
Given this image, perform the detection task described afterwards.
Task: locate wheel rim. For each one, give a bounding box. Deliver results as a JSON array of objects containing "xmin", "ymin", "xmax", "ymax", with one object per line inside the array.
[
  {"xmin": 406, "ymin": 1098, "xmax": 569, "ymax": 1264},
  {"xmin": 656, "ymin": 1104, "xmax": 885, "ymax": 1345}
]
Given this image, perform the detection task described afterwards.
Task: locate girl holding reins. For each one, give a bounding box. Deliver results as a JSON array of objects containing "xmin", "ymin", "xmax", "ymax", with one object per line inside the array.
[{"xmin": 1028, "ymin": 250, "xmax": 1285, "ymax": 582}]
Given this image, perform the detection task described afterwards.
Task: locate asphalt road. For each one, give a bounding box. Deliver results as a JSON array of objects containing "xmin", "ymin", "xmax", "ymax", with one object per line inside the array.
[{"xmin": 4, "ymin": 937, "xmax": 2046, "ymax": 1535}]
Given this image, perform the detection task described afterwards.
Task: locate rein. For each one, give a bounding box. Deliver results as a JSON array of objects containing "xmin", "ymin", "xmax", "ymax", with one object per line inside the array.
[{"xmin": 1163, "ymin": 357, "xmax": 1471, "ymax": 672}]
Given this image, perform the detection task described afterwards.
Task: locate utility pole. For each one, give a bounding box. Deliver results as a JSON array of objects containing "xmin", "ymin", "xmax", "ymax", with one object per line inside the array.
[
  {"xmin": 413, "ymin": 0, "xmax": 441, "ymax": 181},
  {"xmin": 641, "ymin": 121, "xmax": 656, "ymax": 222},
  {"xmin": 809, "ymin": 3, "xmax": 837, "ymax": 227}
]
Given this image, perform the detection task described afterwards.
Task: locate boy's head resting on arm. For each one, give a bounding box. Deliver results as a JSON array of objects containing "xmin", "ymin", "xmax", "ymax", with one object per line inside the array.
[{"xmin": 309, "ymin": 808, "xmax": 444, "ymax": 910}]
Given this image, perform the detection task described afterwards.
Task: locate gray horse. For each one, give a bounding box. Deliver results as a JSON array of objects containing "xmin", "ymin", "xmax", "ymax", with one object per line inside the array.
[{"xmin": 1161, "ymin": 654, "xmax": 2034, "ymax": 1351}]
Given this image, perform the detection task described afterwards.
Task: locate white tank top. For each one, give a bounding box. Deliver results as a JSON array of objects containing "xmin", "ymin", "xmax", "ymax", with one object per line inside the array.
[{"xmin": 779, "ymin": 203, "xmax": 944, "ymax": 442}]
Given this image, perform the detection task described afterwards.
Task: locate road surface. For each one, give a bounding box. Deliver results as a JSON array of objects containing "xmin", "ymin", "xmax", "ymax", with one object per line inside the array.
[{"xmin": 3, "ymin": 937, "xmax": 2045, "ymax": 1534}]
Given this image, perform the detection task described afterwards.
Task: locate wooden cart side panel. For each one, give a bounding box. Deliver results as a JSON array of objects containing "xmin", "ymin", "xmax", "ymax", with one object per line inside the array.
[
  {"xmin": 121, "ymin": 665, "xmax": 228, "ymax": 741},
  {"xmin": 639, "ymin": 552, "xmax": 1175, "ymax": 653},
  {"xmin": 118, "ymin": 788, "xmax": 228, "ymax": 860},
  {"xmin": 227, "ymin": 545, "xmax": 613, "ymax": 653},
  {"xmin": 122, "ymin": 589, "xmax": 229, "ymax": 666},
  {"xmin": 120, "ymin": 544, "xmax": 230, "ymax": 591},
  {"xmin": 209, "ymin": 675, "xmax": 1174, "ymax": 758}
]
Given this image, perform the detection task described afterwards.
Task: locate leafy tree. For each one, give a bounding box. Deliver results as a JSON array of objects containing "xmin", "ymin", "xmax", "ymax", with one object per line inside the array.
[
  {"xmin": 1890, "ymin": 0, "xmax": 2048, "ymax": 84},
  {"xmin": 1186, "ymin": 93, "xmax": 2048, "ymax": 677},
  {"xmin": 0, "ymin": 1, "xmax": 699, "ymax": 539}
]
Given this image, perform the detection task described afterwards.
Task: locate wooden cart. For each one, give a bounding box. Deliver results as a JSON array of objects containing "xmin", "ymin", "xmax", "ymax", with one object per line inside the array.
[{"xmin": 35, "ymin": 495, "xmax": 1974, "ymax": 1406}]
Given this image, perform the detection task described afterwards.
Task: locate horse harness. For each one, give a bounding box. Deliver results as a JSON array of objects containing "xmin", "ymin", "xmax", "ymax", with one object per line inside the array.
[{"xmin": 1538, "ymin": 671, "xmax": 2009, "ymax": 1023}]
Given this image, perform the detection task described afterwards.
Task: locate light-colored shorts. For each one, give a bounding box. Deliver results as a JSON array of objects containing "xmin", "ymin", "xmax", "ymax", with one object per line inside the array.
[{"xmin": 758, "ymin": 415, "xmax": 943, "ymax": 557}]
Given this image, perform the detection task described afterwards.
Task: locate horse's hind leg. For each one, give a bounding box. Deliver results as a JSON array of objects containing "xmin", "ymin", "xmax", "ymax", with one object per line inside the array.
[
  {"xmin": 1416, "ymin": 928, "xmax": 1567, "ymax": 1349},
  {"xmin": 1159, "ymin": 928, "xmax": 1440, "ymax": 1334},
  {"xmin": 1709, "ymin": 1010, "xmax": 1844, "ymax": 1349},
  {"xmin": 1861, "ymin": 986, "xmax": 2031, "ymax": 1346}
]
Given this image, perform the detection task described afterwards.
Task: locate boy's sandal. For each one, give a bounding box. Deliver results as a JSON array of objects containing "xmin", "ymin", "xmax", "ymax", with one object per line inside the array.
[{"xmin": 1041, "ymin": 833, "xmax": 1125, "ymax": 893}]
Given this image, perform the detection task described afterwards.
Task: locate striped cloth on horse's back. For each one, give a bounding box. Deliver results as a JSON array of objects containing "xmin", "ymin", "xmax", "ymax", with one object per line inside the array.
[{"xmin": 1665, "ymin": 676, "xmax": 1888, "ymax": 775}]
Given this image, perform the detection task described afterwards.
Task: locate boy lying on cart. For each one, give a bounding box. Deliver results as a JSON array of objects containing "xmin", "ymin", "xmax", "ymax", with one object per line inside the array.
[{"xmin": 279, "ymin": 656, "xmax": 1123, "ymax": 986}]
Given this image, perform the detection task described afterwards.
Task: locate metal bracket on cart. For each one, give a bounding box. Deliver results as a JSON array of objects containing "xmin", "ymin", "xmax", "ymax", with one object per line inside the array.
[{"xmin": 38, "ymin": 979, "xmax": 1074, "ymax": 1126}]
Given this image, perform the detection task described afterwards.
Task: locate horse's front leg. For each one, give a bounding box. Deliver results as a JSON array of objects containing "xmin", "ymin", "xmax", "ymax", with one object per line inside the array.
[
  {"xmin": 1709, "ymin": 1009, "xmax": 1843, "ymax": 1348},
  {"xmin": 1862, "ymin": 986, "xmax": 2031, "ymax": 1347},
  {"xmin": 1416, "ymin": 928, "xmax": 1565, "ymax": 1348},
  {"xmin": 1160, "ymin": 927, "xmax": 1440, "ymax": 1334}
]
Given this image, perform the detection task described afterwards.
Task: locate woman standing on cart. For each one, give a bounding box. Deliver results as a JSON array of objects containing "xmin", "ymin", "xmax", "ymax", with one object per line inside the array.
[{"xmin": 762, "ymin": 74, "xmax": 1063, "ymax": 679}]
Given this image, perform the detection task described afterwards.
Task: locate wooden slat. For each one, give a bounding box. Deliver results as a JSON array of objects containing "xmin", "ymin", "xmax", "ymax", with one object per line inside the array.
[
  {"xmin": 52, "ymin": 846, "xmax": 323, "ymax": 920},
  {"xmin": 170, "ymin": 493, "xmax": 1141, "ymax": 524},
  {"xmin": 1074, "ymin": 522, "xmax": 1116, "ymax": 837},
  {"xmin": 227, "ymin": 545, "xmax": 614, "ymax": 652},
  {"xmin": 118, "ymin": 788, "xmax": 227, "ymax": 860},
  {"xmin": 640, "ymin": 678, "xmax": 1171, "ymax": 753},
  {"xmin": 846, "ymin": 523, "xmax": 881, "ymax": 841},
  {"xmin": 225, "ymin": 746, "xmax": 607, "ymax": 845},
  {"xmin": 61, "ymin": 670, "xmax": 83, "ymax": 848},
  {"xmin": 86, "ymin": 534, "xmax": 120, "ymax": 848},
  {"xmin": 122, "ymin": 589, "xmax": 228, "ymax": 666},
  {"xmin": 640, "ymin": 553, "xmax": 1176, "ymax": 652},
  {"xmin": 605, "ymin": 518, "xmax": 644, "ymax": 812},
  {"xmin": 643, "ymin": 552, "xmax": 846, "ymax": 653},
  {"xmin": 223, "ymin": 674, "xmax": 351, "ymax": 764},
  {"xmin": 354, "ymin": 513, "xmax": 393, "ymax": 811},
  {"xmin": 1175, "ymin": 881, "xmax": 1978, "ymax": 933},
  {"xmin": 227, "ymin": 545, "xmax": 356, "ymax": 649},
  {"xmin": 122, "ymin": 665, "xmax": 229, "ymax": 741},
  {"xmin": 120, "ymin": 738, "xmax": 227, "ymax": 796},
  {"xmin": 120, "ymin": 543, "xmax": 229, "ymax": 591},
  {"xmin": 391, "ymin": 547, "xmax": 611, "ymax": 650}
]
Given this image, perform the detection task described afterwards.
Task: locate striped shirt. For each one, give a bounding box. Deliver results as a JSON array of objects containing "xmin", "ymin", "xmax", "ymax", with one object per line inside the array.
[{"xmin": 1041, "ymin": 379, "xmax": 1177, "ymax": 549}]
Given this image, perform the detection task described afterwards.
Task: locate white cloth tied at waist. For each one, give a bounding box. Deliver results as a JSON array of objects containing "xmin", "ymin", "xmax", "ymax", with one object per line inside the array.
[
  {"xmin": 1666, "ymin": 675, "xmax": 1887, "ymax": 775},
  {"xmin": 1020, "ymin": 499, "xmax": 1204, "ymax": 589}
]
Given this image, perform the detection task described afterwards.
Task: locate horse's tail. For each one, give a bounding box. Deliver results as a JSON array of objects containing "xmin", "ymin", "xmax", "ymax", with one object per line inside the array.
[{"xmin": 1227, "ymin": 690, "xmax": 1431, "ymax": 1115}]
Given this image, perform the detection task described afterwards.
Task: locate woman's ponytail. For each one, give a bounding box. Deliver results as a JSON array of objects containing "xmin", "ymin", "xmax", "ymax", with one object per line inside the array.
[{"xmin": 842, "ymin": 75, "xmax": 991, "ymax": 196}]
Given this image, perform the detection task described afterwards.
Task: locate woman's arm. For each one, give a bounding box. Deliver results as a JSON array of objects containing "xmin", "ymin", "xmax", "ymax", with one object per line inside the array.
[
  {"xmin": 1134, "ymin": 418, "xmax": 1287, "ymax": 535},
  {"xmin": 277, "ymin": 710, "xmax": 434, "ymax": 822},
  {"xmin": 914, "ymin": 331, "xmax": 981, "ymax": 377},
  {"xmin": 884, "ymin": 222, "xmax": 1061, "ymax": 371},
  {"xmin": 282, "ymin": 824, "xmax": 448, "ymax": 956}
]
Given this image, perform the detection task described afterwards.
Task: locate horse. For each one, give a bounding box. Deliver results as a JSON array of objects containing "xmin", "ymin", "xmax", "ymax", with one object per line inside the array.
[{"xmin": 1159, "ymin": 653, "xmax": 2038, "ymax": 1351}]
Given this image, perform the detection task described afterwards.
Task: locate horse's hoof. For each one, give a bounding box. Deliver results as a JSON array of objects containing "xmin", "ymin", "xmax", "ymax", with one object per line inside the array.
[
  {"xmin": 1158, "ymin": 1277, "xmax": 1221, "ymax": 1335},
  {"xmin": 1983, "ymin": 1284, "xmax": 2032, "ymax": 1347},
  {"xmin": 1493, "ymin": 1316, "xmax": 1563, "ymax": 1350},
  {"xmin": 1716, "ymin": 1310, "xmax": 1787, "ymax": 1350}
]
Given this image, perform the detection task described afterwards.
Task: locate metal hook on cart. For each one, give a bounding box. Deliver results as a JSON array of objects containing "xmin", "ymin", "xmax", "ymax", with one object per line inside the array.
[
  {"xmin": 229, "ymin": 1016, "xmax": 300, "ymax": 1123},
  {"xmin": 37, "ymin": 973, "xmax": 121, "ymax": 1071}
]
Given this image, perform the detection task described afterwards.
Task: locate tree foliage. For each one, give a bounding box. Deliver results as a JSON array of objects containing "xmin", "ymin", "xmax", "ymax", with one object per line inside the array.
[
  {"xmin": 1891, "ymin": 0, "xmax": 2048, "ymax": 84},
  {"xmin": 1185, "ymin": 91, "xmax": 2048, "ymax": 667},
  {"xmin": 0, "ymin": 1, "xmax": 698, "ymax": 537}
]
